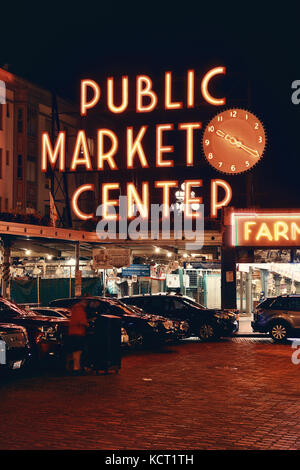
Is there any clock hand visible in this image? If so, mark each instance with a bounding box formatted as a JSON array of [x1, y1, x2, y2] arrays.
[[236, 142, 260, 158], [216, 129, 225, 138], [216, 130, 260, 158]]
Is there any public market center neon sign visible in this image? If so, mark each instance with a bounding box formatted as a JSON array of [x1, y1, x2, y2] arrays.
[[41, 67, 233, 221]]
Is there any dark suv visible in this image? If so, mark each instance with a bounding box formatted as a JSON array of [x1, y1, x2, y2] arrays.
[[252, 295, 300, 342], [120, 293, 239, 341], [0, 298, 68, 358]]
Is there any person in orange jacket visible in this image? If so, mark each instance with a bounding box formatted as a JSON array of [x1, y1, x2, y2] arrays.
[[66, 298, 89, 374]]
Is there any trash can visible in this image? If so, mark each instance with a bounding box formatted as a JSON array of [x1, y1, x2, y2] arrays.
[[86, 314, 121, 374]]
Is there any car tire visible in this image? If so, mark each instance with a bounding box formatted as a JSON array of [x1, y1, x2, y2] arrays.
[[269, 321, 290, 343], [198, 322, 217, 342]]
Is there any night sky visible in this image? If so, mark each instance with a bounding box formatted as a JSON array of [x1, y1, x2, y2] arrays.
[[1, 4, 300, 208]]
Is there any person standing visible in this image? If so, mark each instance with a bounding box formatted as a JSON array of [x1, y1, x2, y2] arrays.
[[66, 299, 89, 374]]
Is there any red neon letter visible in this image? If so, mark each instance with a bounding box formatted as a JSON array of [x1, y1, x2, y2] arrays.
[[72, 184, 94, 220], [136, 76, 158, 112], [80, 79, 101, 116], [165, 72, 183, 110], [187, 70, 195, 108], [211, 179, 232, 218], [41, 131, 65, 172], [102, 183, 120, 220], [70, 130, 92, 171], [127, 126, 149, 168], [201, 67, 226, 106], [127, 182, 149, 218], [156, 124, 174, 167], [97, 129, 118, 170], [178, 122, 202, 166], [107, 76, 129, 113]]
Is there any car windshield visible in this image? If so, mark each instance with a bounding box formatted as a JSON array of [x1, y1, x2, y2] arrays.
[[32, 309, 62, 317], [106, 301, 136, 316], [179, 297, 206, 309], [257, 298, 276, 309], [0, 299, 37, 317]]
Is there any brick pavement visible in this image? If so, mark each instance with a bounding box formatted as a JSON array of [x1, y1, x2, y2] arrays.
[[0, 337, 300, 450]]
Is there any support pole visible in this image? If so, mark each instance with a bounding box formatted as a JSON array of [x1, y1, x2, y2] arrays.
[[239, 271, 244, 314], [37, 275, 40, 305], [273, 274, 281, 296], [74, 242, 81, 296], [245, 267, 253, 315], [2, 237, 12, 299], [221, 225, 237, 310]]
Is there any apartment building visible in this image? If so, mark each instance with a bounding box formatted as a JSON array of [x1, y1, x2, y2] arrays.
[[0, 67, 81, 223]]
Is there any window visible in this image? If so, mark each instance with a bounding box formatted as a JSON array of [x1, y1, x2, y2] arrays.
[[17, 155, 23, 179], [26, 157, 36, 182], [27, 106, 37, 137], [271, 297, 289, 310], [6, 150, 9, 166], [6, 103, 9, 118], [17, 108, 23, 133], [0, 197, 2, 212], [4, 198, 8, 211], [288, 297, 300, 311], [0, 149, 2, 178]]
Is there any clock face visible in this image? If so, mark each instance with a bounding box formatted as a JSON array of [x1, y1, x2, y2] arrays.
[[202, 108, 266, 174]]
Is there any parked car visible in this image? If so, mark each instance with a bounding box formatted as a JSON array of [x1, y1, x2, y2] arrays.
[[30, 307, 70, 319], [49, 296, 175, 347], [120, 293, 239, 341], [0, 323, 31, 371], [252, 294, 300, 342], [0, 298, 68, 359], [126, 303, 189, 340]]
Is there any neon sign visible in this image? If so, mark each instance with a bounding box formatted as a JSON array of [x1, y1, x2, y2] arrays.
[[232, 212, 300, 247], [41, 67, 233, 221]]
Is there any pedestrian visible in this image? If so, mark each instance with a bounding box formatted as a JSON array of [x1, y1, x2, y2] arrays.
[[66, 299, 89, 375]]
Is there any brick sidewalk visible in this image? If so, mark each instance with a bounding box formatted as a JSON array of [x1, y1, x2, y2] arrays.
[[0, 337, 299, 450]]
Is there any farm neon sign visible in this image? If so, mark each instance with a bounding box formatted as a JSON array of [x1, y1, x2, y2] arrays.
[[232, 212, 300, 246]]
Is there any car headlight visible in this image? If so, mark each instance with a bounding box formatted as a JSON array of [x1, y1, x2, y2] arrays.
[[163, 320, 173, 330], [147, 321, 157, 328], [215, 312, 234, 320], [180, 321, 189, 331], [37, 326, 57, 340]]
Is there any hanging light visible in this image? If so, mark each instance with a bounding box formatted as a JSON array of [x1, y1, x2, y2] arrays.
[[55, 265, 64, 276], [32, 265, 41, 276]]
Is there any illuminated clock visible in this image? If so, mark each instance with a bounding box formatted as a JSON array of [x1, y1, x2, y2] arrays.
[[202, 108, 266, 174]]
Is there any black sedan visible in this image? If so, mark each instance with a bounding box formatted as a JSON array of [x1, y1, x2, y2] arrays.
[[0, 323, 31, 371], [0, 298, 68, 359], [120, 293, 239, 341]]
